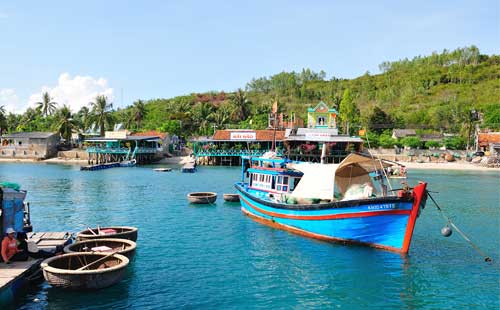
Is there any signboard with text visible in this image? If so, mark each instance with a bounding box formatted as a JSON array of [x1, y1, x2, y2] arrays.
[[230, 132, 256, 140], [305, 130, 338, 139]]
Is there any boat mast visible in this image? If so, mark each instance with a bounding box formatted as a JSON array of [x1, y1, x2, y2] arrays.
[[271, 100, 278, 151]]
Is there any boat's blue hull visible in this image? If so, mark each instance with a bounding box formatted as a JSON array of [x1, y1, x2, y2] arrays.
[[235, 182, 427, 253]]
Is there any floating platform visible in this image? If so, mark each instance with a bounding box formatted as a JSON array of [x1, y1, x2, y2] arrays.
[[0, 232, 71, 306], [153, 167, 172, 172], [27, 231, 73, 253], [80, 162, 120, 171], [0, 259, 42, 306]]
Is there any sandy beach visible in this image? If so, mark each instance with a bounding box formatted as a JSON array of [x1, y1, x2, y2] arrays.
[[399, 161, 499, 171], [1, 156, 498, 172], [0, 157, 87, 165]]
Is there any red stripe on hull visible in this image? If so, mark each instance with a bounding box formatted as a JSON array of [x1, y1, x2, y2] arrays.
[[239, 195, 411, 221], [401, 182, 427, 253], [241, 206, 404, 253]]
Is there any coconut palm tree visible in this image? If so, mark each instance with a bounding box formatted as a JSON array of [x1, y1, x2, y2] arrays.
[[89, 95, 114, 136], [55, 105, 77, 143], [0, 105, 6, 135], [210, 102, 233, 129], [192, 102, 214, 135], [230, 88, 251, 121], [76, 106, 91, 132], [36, 92, 57, 117], [132, 99, 146, 129]]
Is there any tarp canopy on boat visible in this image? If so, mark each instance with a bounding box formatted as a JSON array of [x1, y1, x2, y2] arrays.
[[287, 162, 339, 200], [288, 153, 392, 200]]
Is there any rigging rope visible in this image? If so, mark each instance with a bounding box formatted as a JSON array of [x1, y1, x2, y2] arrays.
[[427, 191, 492, 263]]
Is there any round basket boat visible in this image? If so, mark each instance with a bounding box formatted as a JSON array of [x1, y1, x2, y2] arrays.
[[41, 252, 129, 290], [76, 226, 138, 242], [223, 194, 240, 202], [64, 238, 137, 259], [187, 192, 217, 204]]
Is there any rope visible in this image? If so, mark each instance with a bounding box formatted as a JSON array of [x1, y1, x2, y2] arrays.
[[427, 191, 492, 262]]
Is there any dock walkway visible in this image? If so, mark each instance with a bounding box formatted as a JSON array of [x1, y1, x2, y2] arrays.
[[0, 231, 71, 306], [80, 162, 120, 171]]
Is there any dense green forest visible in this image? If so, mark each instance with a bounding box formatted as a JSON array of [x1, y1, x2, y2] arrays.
[[1, 46, 499, 149]]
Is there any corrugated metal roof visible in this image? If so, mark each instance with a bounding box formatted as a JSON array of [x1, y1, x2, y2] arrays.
[[478, 132, 500, 146], [212, 130, 285, 141], [1, 132, 57, 139], [85, 136, 159, 142]]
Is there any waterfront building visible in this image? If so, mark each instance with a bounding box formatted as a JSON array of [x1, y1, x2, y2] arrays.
[[284, 101, 363, 163], [193, 129, 286, 166], [0, 132, 59, 159], [477, 132, 500, 156], [84, 130, 164, 164], [193, 101, 364, 165]]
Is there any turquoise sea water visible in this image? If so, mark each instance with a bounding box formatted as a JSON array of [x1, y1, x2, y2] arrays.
[[0, 163, 499, 310]]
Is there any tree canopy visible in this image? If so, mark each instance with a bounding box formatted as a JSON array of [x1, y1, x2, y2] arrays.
[[2, 46, 499, 146]]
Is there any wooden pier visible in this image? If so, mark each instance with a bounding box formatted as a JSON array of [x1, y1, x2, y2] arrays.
[[0, 231, 71, 306], [80, 162, 120, 171]]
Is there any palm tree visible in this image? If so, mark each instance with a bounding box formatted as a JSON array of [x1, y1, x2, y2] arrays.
[[125, 108, 135, 130], [132, 100, 146, 129], [89, 95, 114, 136], [76, 106, 91, 132], [210, 102, 233, 129], [0, 105, 6, 135], [36, 92, 57, 117], [56, 105, 77, 143], [192, 102, 214, 135], [231, 88, 250, 121]]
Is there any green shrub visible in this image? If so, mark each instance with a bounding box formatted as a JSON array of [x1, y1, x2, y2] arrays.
[[443, 136, 466, 150], [378, 134, 397, 148], [424, 140, 441, 149], [401, 136, 422, 148]]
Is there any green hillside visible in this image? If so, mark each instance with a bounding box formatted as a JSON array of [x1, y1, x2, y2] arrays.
[[1, 46, 499, 148]]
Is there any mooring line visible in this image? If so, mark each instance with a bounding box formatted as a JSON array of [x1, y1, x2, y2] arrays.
[[427, 191, 492, 263]]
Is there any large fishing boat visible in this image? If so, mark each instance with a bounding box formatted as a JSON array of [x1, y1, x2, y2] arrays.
[[235, 152, 428, 254]]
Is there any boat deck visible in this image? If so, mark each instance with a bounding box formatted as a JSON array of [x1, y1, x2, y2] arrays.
[[27, 231, 72, 252]]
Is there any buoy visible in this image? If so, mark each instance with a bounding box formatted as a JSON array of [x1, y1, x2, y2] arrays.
[[441, 226, 452, 237]]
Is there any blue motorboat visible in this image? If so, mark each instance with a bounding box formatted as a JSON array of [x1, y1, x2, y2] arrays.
[[235, 152, 428, 254]]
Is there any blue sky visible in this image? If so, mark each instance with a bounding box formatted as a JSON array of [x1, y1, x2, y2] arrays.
[[0, 0, 498, 112]]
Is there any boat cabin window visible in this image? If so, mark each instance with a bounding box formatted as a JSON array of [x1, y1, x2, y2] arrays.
[[275, 175, 291, 192]]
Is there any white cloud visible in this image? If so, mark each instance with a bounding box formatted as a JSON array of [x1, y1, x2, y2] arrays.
[[0, 89, 22, 113], [28, 73, 114, 112]]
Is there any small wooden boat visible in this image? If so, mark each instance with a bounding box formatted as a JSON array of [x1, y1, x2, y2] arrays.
[[181, 162, 197, 173], [76, 226, 138, 242], [223, 194, 240, 202], [41, 252, 129, 290], [64, 238, 137, 259], [187, 192, 217, 204], [153, 167, 172, 172], [119, 159, 137, 167]]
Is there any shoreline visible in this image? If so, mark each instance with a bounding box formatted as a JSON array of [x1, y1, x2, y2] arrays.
[[399, 161, 499, 172], [0, 157, 498, 172]]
